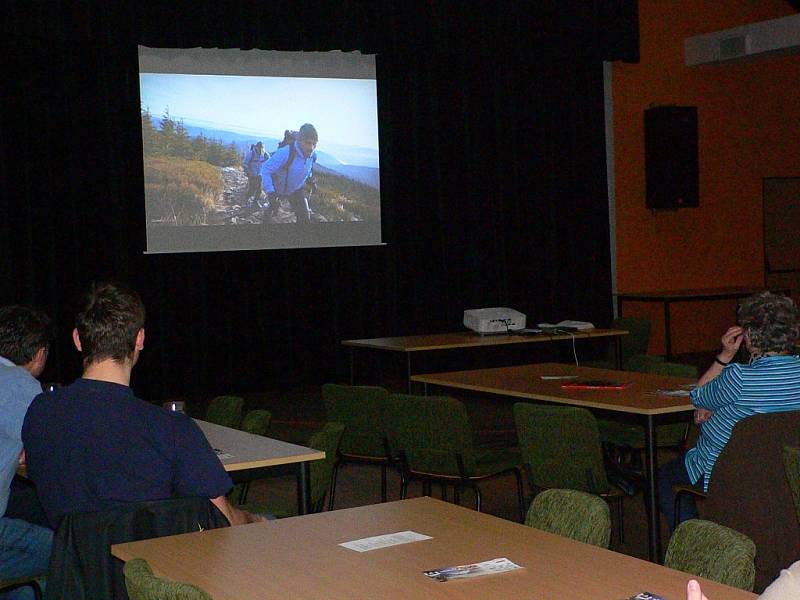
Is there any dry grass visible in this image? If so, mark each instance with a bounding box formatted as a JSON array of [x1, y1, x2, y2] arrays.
[[145, 156, 222, 225]]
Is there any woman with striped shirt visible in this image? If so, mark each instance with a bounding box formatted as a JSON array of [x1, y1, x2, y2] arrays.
[[658, 291, 800, 530]]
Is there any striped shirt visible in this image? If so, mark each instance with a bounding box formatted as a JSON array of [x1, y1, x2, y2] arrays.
[[685, 354, 800, 492]]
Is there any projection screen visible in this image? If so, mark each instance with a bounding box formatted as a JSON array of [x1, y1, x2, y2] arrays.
[[138, 46, 382, 253]]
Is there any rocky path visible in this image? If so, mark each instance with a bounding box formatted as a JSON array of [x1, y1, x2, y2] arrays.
[[207, 167, 326, 225]]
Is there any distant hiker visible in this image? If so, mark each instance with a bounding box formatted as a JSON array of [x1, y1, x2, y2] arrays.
[[243, 142, 269, 206], [261, 124, 318, 223]]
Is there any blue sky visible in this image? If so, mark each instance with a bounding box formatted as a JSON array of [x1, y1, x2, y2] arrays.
[[139, 73, 379, 150]]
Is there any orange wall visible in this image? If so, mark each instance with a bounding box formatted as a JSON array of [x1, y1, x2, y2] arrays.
[[613, 1, 800, 355]]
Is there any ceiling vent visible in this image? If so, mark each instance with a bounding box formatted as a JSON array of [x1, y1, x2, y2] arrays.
[[685, 13, 800, 65]]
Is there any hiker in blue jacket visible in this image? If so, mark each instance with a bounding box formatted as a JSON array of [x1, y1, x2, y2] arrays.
[[243, 142, 268, 206], [261, 124, 318, 223]]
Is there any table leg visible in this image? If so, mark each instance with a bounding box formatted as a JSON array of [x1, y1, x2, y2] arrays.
[[664, 301, 673, 359], [297, 461, 311, 515], [644, 415, 661, 562], [407, 354, 413, 394], [349, 348, 355, 385]]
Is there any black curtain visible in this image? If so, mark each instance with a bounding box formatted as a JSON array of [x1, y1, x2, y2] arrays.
[[0, 1, 638, 401]]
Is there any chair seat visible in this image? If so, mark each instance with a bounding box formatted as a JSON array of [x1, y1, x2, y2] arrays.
[[473, 447, 523, 477]]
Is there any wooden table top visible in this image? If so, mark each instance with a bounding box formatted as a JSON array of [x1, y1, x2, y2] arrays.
[[195, 419, 324, 472], [342, 328, 628, 352], [411, 363, 696, 415], [616, 286, 783, 301], [112, 497, 755, 600]]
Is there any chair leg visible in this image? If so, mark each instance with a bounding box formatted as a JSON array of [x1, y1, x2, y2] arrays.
[[400, 479, 409, 500], [240, 482, 251, 505], [514, 468, 525, 523], [397, 467, 406, 500], [422, 481, 432, 497], [440, 484, 448, 501], [380, 464, 387, 503], [453, 486, 460, 505], [328, 461, 340, 511], [617, 497, 625, 545], [474, 486, 482, 512]]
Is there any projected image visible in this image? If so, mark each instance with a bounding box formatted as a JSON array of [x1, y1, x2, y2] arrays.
[[139, 74, 380, 228]]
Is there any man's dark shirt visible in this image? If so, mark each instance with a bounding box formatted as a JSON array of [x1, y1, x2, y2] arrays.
[[22, 378, 232, 528]]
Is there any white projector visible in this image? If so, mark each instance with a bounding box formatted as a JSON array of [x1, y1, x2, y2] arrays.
[[463, 307, 526, 334]]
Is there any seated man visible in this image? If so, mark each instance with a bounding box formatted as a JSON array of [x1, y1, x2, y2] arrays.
[[22, 281, 261, 529], [0, 306, 53, 600], [658, 291, 800, 529]]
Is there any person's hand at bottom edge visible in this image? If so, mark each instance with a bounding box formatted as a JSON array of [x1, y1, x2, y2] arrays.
[[687, 579, 709, 600]]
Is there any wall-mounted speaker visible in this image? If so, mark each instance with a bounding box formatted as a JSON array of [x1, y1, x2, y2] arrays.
[[644, 106, 698, 209]]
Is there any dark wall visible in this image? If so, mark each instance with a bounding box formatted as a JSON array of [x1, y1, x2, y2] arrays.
[[0, 1, 637, 401]]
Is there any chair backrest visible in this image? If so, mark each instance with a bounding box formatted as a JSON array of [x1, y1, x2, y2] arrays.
[[525, 488, 611, 548], [703, 410, 800, 592], [783, 445, 800, 525], [0, 577, 42, 599], [240, 409, 272, 436], [322, 384, 389, 458], [205, 395, 244, 429], [307, 422, 346, 511], [386, 394, 475, 475], [512, 403, 609, 493], [45, 497, 229, 600], [611, 316, 651, 362], [647, 361, 698, 378], [665, 519, 756, 591], [123, 559, 213, 600]]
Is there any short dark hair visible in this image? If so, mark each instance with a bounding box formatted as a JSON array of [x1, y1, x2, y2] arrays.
[[738, 291, 799, 354], [298, 123, 318, 142], [0, 305, 52, 366], [75, 281, 145, 364]]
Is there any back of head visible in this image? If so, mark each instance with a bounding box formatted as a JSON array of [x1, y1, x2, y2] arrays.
[[75, 281, 145, 365], [0, 305, 52, 366], [738, 291, 799, 354]]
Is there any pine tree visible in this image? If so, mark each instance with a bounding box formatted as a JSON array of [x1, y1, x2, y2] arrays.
[[191, 133, 208, 161], [159, 107, 175, 156], [205, 138, 224, 166], [223, 142, 240, 167], [173, 119, 193, 159], [141, 106, 158, 156]]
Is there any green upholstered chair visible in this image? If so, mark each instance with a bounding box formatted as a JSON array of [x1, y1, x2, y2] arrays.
[[783, 445, 800, 525], [385, 394, 525, 520], [585, 316, 655, 370], [240, 409, 272, 435], [525, 488, 611, 548], [123, 558, 213, 600], [232, 409, 273, 504], [664, 519, 756, 592], [241, 422, 345, 516], [205, 395, 244, 429], [0, 577, 42, 600], [322, 384, 399, 509], [599, 360, 697, 454], [513, 403, 626, 544]]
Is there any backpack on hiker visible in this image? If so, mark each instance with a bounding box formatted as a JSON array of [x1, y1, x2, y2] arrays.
[[270, 130, 316, 195]]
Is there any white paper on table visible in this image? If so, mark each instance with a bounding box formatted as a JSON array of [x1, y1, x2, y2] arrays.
[[656, 389, 692, 396], [339, 530, 432, 552]]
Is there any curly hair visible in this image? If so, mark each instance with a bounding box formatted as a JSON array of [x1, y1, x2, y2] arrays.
[[738, 291, 799, 354]]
